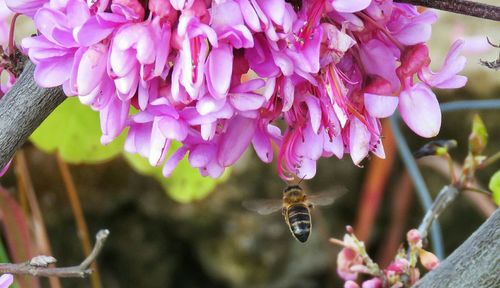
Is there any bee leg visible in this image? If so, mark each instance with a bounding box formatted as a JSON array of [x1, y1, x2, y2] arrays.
[[308, 203, 314, 209], [282, 207, 286, 216]]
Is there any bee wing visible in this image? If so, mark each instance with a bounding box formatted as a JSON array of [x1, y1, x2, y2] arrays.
[[306, 187, 347, 207], [242, 199, 283, 215]]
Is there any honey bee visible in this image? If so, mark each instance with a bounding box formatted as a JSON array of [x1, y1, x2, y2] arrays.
[[243, 184, 344, 243]]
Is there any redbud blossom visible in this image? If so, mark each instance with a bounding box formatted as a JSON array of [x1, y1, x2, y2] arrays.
[[419, 249, 440, 270], [0, 274, 13, 288], [2, 0, 467, 180]]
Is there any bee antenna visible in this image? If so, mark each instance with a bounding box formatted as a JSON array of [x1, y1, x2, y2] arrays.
[[298, 175, 307, 185]]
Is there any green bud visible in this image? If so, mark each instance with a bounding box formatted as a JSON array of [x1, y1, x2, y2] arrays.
[[414, 139, 457, 159], [469, 114, 488, 156], [489, 170, 500, 206]]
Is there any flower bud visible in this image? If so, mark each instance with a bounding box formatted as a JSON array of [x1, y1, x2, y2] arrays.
[[346, 225, 354, 234], [468, 114, 488, 156], [413, 139, 457, 159], [406, 229, 421, 245], [361, 277, 382, 288], [397, 44, 430, 80], [419, 249, 439, 270], [345, 280, 360, 288]]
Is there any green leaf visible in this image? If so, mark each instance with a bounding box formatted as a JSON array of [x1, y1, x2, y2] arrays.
[[124, 144, 229, 203], [489, 170, 500, 206], [468, 114, 488, 156], [30, 97, 125, 163]]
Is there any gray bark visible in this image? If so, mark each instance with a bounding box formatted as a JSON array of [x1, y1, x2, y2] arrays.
[[394, 0, 500, 21], [0, 60, 66, 169], [414, 209, 500, 287]]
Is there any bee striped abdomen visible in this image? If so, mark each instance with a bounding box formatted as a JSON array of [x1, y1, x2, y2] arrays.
[[286, 204, 311, 243]]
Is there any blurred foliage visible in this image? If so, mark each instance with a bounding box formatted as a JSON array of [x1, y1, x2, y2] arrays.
[[489, 171, 500, 206], [124, 150, 230, 203], [29, 97, 228, 203], [30, 97, 125, 164]]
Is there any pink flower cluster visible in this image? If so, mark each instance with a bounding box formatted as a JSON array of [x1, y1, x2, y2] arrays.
[[4, 0, 467, 179], [333, 227, 439, 288]]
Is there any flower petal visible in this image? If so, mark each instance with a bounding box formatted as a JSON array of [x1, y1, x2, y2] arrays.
[[399, 83, 441, 138], [207, 44, 233, 98], [364, 93, 399, 118], [349, 117, 370, 165], [217, 116, 256, 166]]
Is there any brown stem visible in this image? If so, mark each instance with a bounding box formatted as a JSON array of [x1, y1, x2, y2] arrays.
[[0, 230, 109, 278], [354, 119, 396, 243], [394, 0, 500, 21], [14, 151, 61, 288], [56, 154, 103, 288]]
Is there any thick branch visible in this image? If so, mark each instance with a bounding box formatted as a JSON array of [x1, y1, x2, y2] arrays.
[[0, 60, 66, 170], [0, 229, 109, 278], [394, 0, 500, 21], [414, 209, 500, 287]]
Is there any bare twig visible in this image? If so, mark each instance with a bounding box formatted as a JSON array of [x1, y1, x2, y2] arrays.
[[418, 156, 496, 218], [480, 38, 500, 70], [0, 229, 109, 278], [393, 0, 500, 21], [390, 115, 445, 258], [417, 185, 460, 240]]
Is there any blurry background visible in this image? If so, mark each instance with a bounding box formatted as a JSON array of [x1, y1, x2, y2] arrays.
[[0, 7, 499, 288]]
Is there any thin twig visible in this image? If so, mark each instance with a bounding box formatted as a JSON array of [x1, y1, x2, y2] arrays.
[[480, 38, 500, 70], [389, 115, 445, 259], [440, 99, 500, 112], [417, 185, 460, 240], [418, 156, 496, 218], [56, 153, 103, 288], [14, 151, 62, 288], [480, 151, 500, 169], [393, 0, 500, 21], [0, 229, 109, 278]]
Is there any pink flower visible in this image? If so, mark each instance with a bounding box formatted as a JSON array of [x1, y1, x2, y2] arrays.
[[337, 234, 364, 281], [344, 280, 360, 288], [14, 0, 467, 181], [0, 159, 11, 177], [361, 278, 382, 288], [419, 40, 467, 89], [0, 274, 13, 288], [5, 0, 48, 16], [419, 249, 439, 270]]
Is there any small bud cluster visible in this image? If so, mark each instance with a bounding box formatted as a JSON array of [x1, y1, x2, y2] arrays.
[[331, 227, 439, 287]]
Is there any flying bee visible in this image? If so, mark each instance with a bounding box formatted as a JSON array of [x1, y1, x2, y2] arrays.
[[243, 185, 345, 243]]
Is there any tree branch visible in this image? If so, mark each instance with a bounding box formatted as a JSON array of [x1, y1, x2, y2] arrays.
[[417, 185, 460, 241], [414, 209, 500, 287], [394, 0, 500, 21], [0, 60, 66, 170], [0, 229, 109, 278]]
